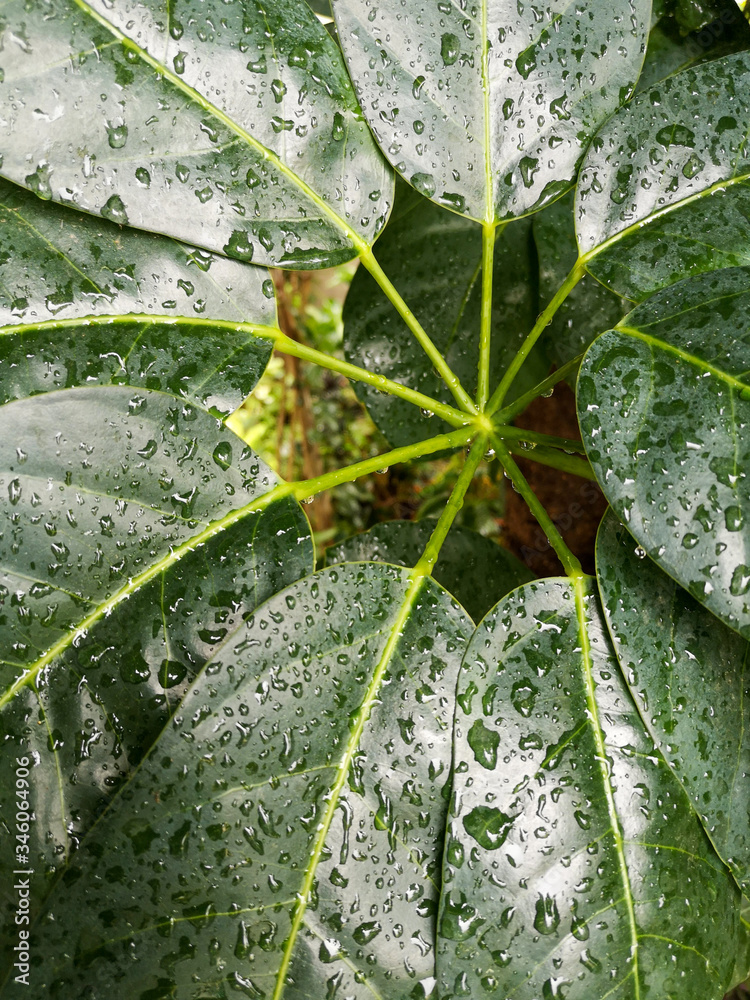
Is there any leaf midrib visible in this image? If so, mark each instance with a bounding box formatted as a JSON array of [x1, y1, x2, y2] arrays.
[[69, 0, 367, 254], [271, 571, 430, 1000], [573, 575, 640, 998], [616, 324, 750, 393], [580, 171, 750, 263], [0, 481, 292, 711]]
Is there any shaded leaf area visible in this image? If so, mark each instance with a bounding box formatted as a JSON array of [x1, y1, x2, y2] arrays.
[[596, 510, 750, 892], [673, 0, 727, 32], [0, 493, 312, 982], [327, 520, 533, 623], [636, 1, 750, 92], [343, 185, 547, 447], [15, 564, 470, 1000], [0, 0, 392, 267], [578, 267, 750, 638], [577, 53, 750, 300], [333, 0, 649, 222], [0, 182, 274, 415], [533, 192, 625, 374], [437, 578, 741, 1000]]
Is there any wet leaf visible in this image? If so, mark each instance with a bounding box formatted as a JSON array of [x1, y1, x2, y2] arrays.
[[333, 0, 649, 221], [438, 577, 742, 999], [327, 519, 533, 623], [0, 0, 392, 267], [343, 182, 547, 446], [577, 266, 750, 638], [0, 180, 274, 416], [534, 192, 625, 374], [0, 189, 315, 981], [577, 53, 750, 300], [11, 564, 469, 997], [596, 509, 750, 892]]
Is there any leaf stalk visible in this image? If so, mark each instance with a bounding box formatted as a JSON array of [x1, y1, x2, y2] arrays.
[[359, 248, 478, 415], [487, 261, 585, 414], [492, 437, 582, 578]]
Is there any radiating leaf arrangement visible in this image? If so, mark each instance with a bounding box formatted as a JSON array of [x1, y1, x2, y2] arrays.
[[1, 0, 750, 998]]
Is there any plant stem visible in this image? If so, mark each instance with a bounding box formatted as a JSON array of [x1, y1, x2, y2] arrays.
[[503, 443, 596, 480], [290, 425, 475, 501], [477, 222, 495, 409], [492, 425, 586, 455], [492, 437, 582, 578], [493, 354, 583, 424], [359, 248, 478, 415], [413, 436, 487, 577], [487, 261, 585, 415], [265, 328, 471, 428]]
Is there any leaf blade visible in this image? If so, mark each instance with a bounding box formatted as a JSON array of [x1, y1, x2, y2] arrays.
[[577, 53, 750, 299], [333, 0, 650, 222], [0, 0, 393, 266], [596, 508, 750, 892], [7, 565, 469, 997], [577, 266, 750, 637], [437, 577, 742, 999]]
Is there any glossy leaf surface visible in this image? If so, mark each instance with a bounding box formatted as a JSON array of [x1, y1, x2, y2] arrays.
[[14, 565, 469, 998], [578, 267, 750, 638], [596, 509, 750, 892], [577, 53, 750, 299], [437, 577, 741, 999], [0, 485, 312, 984], [0, 181, 275, 415], [333, 0, 649, 222], [0, 186, 315, 983], [344, 185, 546, 446], [534, 192, 625, 373], [0, 0, 392, 267], [327, 519, 533, 623]]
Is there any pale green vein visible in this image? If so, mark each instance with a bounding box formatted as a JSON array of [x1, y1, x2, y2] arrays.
[[271, 439, 481, 1000], [580, 171, 750, 262], [616, 325, 750, 394], [271, 571, 430, 1000], [0, 426, 473, 712], [0, 314, 470, 427], [573, 575, 640, 998], [69, 0, 365, 252], [638, 934, 719, 980]]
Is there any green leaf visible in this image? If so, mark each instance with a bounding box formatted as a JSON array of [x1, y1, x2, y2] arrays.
[[577, 266, 750, 637], [10, 564, 469, 997], [0, 181, 274, 416], [327, 519, 533, 622], [0, 186, 316, 978], [673, 0, 726, 33], [0, 0, 392, 267], [343, 183, 547, 447], [635, 6, 750, 92], [534, 192, 625, 374], [437, 577, 742, 1000], [577, 53, 750, 300], [332, 0, 650, 222], [596, 509, 750, 892]]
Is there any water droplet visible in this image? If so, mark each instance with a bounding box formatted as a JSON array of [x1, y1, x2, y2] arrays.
[[440, 33, 460, 66], [533, 894, 560, 936], [106, 121, 128, 148], [420, 407, 434, 418], [462, 806, 515, 850]]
